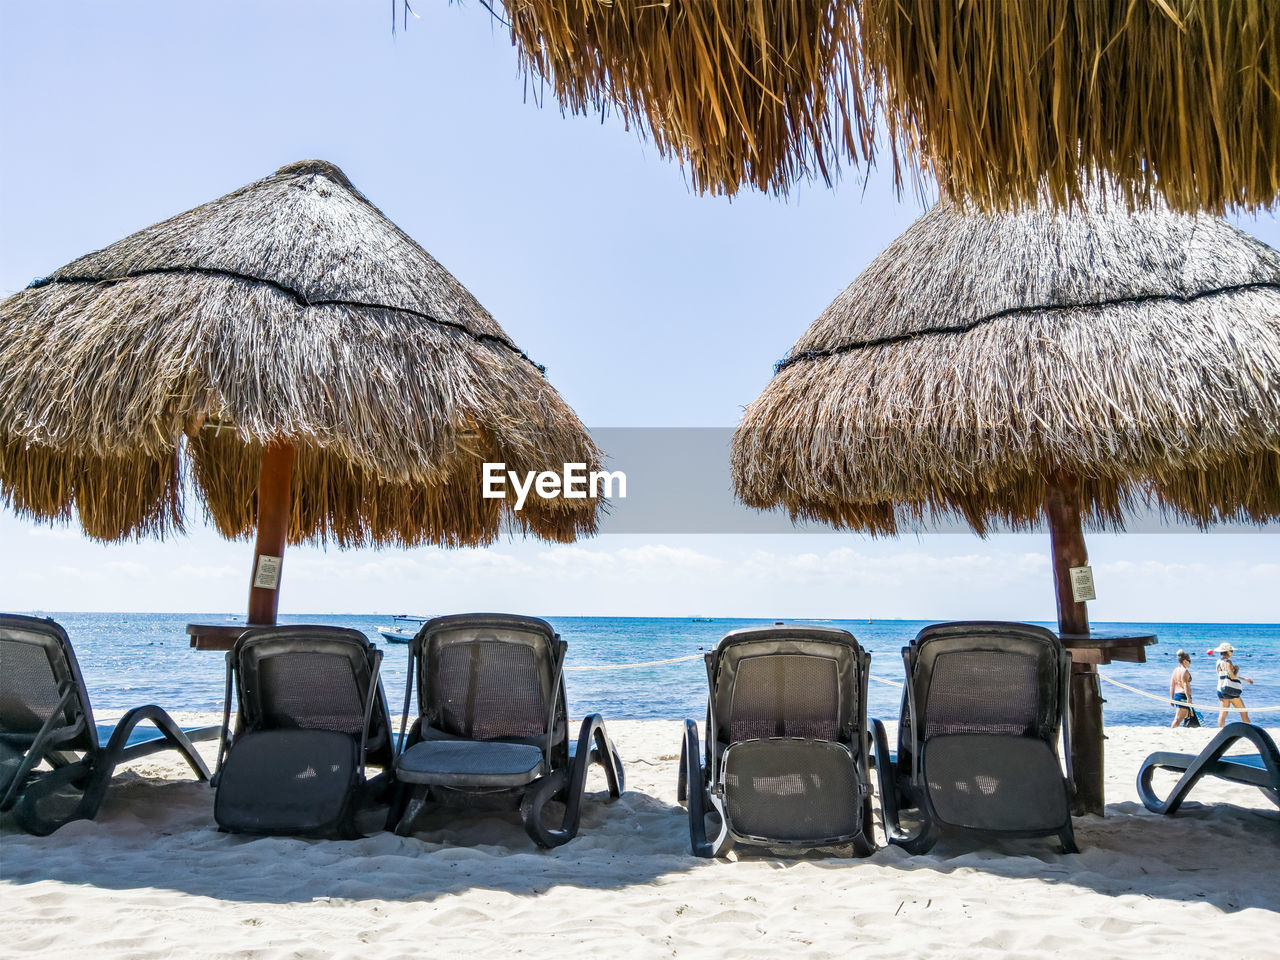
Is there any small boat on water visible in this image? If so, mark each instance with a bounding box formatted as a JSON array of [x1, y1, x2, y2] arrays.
[[377, 614, 428, 644]]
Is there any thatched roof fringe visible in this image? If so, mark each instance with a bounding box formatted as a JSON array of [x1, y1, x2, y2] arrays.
[[860, 0, 1280, 214], [500, 0, 1280, 213], [29, 268, 546, 373], [504, 0, 872, 197], [775, 280, 1280, 373]]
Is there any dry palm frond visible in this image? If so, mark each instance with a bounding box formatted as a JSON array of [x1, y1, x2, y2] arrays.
[[732, 191, 1280, 534], [861, 0, 1280, 214], [0, 160, 601, 546], [504, 0, 871, 196], [500, 0, 1280, 213]]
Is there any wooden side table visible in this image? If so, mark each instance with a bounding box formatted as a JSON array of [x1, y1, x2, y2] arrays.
[[187, 623, 251, 651]]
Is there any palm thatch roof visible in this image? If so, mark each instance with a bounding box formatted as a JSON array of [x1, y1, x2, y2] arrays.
[[0, 160, 600, 546], [501, 0, 1280, 213], [732, 192, 1280, 535], [505, 0, 870, 198]]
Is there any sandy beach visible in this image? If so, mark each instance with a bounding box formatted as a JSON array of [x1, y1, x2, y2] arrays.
[[2, 718, 1277, 959]]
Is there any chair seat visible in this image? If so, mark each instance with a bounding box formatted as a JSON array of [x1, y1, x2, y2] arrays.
[[923, 733, 1069, 832], [215, 729, 358, 835], [396, 740, 545, 788], [722, 737, 863, 846]]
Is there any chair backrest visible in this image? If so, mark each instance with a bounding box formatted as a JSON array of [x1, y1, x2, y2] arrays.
[[412, 614, 565, 743], [233, 625, 392, 768], [0, 614, 96, 752], [906, 621, 1066, 746], [707, 625, 868, 749]]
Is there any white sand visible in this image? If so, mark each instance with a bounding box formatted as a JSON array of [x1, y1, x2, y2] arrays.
[[2, 719, 1278, 959]]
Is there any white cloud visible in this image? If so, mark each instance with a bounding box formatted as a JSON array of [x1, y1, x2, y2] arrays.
[[739, 547, 1048, 589], [614, 545, 724, 571], [543, 546, 617, 569]]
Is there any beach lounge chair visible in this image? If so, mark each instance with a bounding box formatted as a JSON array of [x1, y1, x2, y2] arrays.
[[678, 625, 876, 857], [0, 613, 218, 836], [388, 613, 624, 848], [1137, 722, 1279, 814], [871, 621, 1077, 854], [213, 624, 393, 837]]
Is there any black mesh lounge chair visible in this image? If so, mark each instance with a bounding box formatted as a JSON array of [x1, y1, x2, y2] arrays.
[[677, 625, 876, 858], [388, 614, 624, 848], [213, 624, 393, 838], [1138, 722, 1279, 814], [0, 613, 218, 836], [871, 621, 1077, 854]]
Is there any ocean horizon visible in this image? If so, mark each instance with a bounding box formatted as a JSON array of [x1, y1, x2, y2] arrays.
[[11, 611, 1278, 728]]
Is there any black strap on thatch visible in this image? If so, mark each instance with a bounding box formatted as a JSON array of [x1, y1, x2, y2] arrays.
[[25, 268, 547, 375], [773, 280, 1280, 374]]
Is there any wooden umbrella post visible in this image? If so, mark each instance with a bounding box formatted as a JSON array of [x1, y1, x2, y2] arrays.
[[1044, 471, 1090, 636], [1043, 470, 1106, 817], [247, 440, 296, 626]]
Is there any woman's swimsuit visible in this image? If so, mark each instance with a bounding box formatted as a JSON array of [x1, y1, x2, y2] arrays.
[[1217, 659, 1243, 700], [1171, 666, 1191, 708]]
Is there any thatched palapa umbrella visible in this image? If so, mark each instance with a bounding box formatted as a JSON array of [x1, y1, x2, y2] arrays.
[[732, 192, 1280, 811], [0, 160, 600, 627], [499, 0, 1279, 213]]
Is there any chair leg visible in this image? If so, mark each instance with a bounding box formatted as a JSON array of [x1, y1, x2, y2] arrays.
[[383, 780, 410, 832], [15, 708, 203, 836], [677, 731, 689, 804], [107, 706, 213, 781], [850, 794, 877, 858], [392, 785, 430, 836], [871, 717, 939, 854], [682, 721, 707, 855], [582, 716, 624, 799], [521, 714, 624, 848], [894, 816, 940, 855], [682, 719, 729, 857], [850, 832, 876, 858], [520, 769, 572, 847], [871, 719, 909, 846], [0, 687, 79, 813], [1137, 722, 1280, 816], [12, 757, 102, 836], [25, 705, 218, 835], [1059, 819, 1079, 855]]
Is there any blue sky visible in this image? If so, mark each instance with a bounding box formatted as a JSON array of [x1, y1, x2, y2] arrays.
[[1, 1, 1276, 621]]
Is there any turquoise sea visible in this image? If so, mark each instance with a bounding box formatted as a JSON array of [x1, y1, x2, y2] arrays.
[[13, 613, 1279, 727]]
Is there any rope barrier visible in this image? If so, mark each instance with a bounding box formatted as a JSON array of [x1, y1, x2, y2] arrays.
[[870, 674, 905, 689], [564, 654, 704, 671], [565, 653, 910, 688], [1097, 673, 1280, 712], [561, 654, 1280, 714]]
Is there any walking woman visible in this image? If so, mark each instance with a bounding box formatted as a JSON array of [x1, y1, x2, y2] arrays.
[[1216, 642, 1254, 727], [1169, 650, 1196, 728]]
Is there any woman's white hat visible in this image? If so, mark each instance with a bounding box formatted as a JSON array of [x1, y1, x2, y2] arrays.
[[1218, 642, 1235, 654]]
